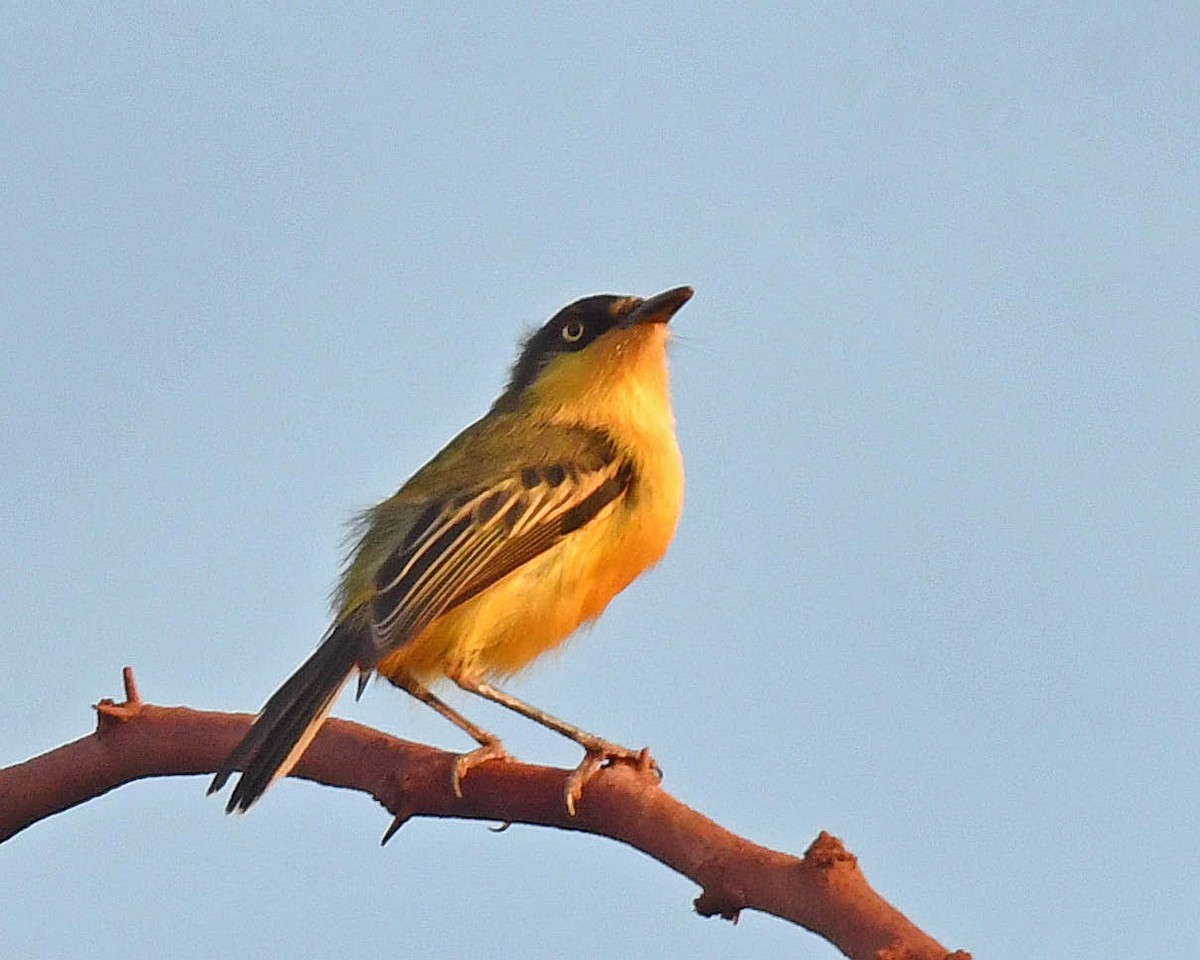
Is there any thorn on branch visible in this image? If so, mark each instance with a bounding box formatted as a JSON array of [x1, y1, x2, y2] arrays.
[[381, 797, 417, 846], [94, 666, 144, 728]]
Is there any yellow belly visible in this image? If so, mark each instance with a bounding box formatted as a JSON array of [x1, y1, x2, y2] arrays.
[[377, 437, 683, 685]]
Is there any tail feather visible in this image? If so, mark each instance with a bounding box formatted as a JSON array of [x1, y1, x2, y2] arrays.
[[209, 620, 362, 813]]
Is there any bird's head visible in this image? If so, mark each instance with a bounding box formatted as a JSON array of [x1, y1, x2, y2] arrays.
[[500, 286, 693, 413]]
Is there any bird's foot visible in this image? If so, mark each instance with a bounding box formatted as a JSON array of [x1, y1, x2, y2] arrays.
[[564, 738, 661, 816], [451, 736, 511, 798]]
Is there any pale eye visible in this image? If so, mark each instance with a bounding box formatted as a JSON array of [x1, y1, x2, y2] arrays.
[[561, 320, 585, 343]]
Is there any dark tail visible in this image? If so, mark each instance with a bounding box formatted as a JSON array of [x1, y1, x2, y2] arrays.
[[208, 620, 363, 813]]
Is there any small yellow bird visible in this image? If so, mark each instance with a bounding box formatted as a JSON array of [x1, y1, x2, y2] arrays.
[[209, 285, 692, 814]]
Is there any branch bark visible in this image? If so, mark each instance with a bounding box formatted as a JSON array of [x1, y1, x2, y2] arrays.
[[0, 668, 968, 960]]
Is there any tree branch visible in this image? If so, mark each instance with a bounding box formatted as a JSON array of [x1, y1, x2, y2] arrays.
[[0, 668, 968, 960]]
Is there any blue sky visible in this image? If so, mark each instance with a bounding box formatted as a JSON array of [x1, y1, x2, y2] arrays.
[[3, 4, 1197, 957]]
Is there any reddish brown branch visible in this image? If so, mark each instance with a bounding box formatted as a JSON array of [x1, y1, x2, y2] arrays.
[[0, 669, 968, 960]]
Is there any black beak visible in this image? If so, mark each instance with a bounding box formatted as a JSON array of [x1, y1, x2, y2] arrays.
[[622, 285, 694, 327]]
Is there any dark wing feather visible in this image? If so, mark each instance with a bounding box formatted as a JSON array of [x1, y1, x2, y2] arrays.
[[367, 453, 631, 656]]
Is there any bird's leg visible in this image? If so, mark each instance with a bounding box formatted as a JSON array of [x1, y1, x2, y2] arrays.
[[394, 674, 510, 797], [450, 675, 659, 814]]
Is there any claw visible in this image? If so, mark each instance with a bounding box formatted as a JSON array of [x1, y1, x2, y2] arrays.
[[564, 751, 607, 815], [451, 737, 510, 798], [564, 740, 660, 815]]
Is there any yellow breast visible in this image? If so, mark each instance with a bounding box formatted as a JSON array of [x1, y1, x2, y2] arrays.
[[378, 322, 682, 684]]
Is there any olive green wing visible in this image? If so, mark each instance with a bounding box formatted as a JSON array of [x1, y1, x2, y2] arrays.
[[356, 422, 631, 660]]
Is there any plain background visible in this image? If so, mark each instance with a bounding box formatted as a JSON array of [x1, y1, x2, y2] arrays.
[[3, 5, 1197, 958]]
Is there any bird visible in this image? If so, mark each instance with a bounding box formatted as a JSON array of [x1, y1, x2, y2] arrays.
[[208, 285, 692, 816]]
